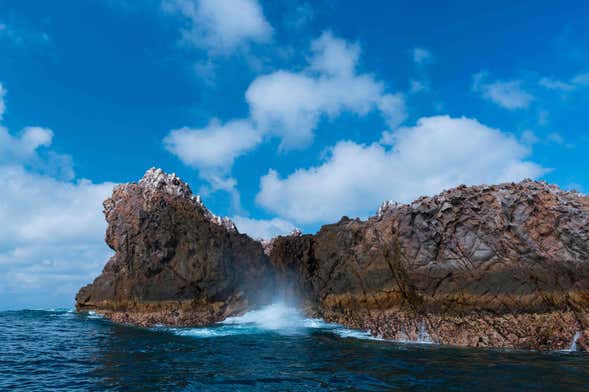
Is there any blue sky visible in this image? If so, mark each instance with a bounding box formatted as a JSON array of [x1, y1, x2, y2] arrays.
[[1, 0, 588, 309]]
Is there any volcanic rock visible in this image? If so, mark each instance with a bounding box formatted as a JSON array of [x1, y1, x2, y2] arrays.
[[269, 180, 589, 350], [75, 168, 274, 326], [77, 169, 589, 351]]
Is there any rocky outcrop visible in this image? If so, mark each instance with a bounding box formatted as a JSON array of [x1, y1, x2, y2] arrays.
[[77, 169, 589, 351], [75, 168, 274, 326], [269, 180, 589, 351]]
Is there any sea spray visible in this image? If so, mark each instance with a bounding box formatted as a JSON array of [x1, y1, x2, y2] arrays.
[[222, 302, 305, 331], [417, 321, 433, 343], [395, 320, 434, 344], [164, 302, 382, 340], [569, 331, 582, 352]]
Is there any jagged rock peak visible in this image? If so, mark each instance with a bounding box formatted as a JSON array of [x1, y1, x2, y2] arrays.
[[375, 179, 586, 219], [376, 200, 400, 218], [138, 167, 193, 198], [289, 228, 303, 237], [258, 228, 303, 256], [127, 167, 237, 232]]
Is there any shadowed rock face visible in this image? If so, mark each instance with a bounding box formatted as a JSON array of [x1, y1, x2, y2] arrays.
[[77, 169, 589, 351], [75, 168, 274, 326]]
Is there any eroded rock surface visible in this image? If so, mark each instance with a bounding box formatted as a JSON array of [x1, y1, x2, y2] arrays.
[[75, 168, 273, 326], [269, 180, 589, 351], [77, 169, 589, 351]]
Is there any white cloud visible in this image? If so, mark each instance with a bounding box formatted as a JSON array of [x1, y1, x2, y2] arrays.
[[246, 31, 406, 149], [232, 215, 296, 240], [164, 119, 261, 171], [0, 126, 53, 162], [0, 89, 115, 309], [472, 72, 534, 110], [539, 77, 575, 92], [163, 118, 262, 210], [308, 32, 360, 77], [0, 165, 114, 309], [0, 124, 75, 180], [409, 48, 433, 96], [412, 47, 432, 65], [539, 72, 589, 92], [0, 165, 114, 246], [377, 93, 407, 130], [257, 115, 546, 224], [163, 0, 272, 53], [165, 31, 407, 201]]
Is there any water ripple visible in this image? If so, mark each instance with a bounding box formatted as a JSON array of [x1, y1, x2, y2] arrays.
[[1, 307, 588, 391]]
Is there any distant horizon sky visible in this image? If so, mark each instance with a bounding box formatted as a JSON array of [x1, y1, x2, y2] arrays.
[[1, 0, 588, 309]]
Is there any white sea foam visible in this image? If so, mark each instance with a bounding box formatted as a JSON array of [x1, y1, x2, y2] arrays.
[[85, 310, 104, 320], [222, 302, 304, 331], [164, 302, 384, 341]]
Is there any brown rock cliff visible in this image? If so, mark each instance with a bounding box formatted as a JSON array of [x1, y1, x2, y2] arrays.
[[269, 180, 589, 350], [77, 169, 589, 351], [76, 168, 274, 326]]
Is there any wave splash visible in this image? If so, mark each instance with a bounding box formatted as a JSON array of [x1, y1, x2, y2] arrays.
[[163, 302, 380, 341]]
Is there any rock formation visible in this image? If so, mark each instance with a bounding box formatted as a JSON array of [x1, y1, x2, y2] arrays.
[[75, 168, 274, 326], [77, 169, 589, 351], [269, 180, 589, 351]]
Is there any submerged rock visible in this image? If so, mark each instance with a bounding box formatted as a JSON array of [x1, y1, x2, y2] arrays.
[[77, 169, 589, 351]]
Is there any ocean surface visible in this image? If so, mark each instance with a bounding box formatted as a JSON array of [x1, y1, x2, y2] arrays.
[[1, 303, 588, 391]]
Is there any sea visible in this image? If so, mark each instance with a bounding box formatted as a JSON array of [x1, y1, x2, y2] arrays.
[[1, 303, 588, 391]]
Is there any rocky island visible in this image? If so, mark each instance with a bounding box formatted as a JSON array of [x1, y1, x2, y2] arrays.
[[76, 168, 589, 351]]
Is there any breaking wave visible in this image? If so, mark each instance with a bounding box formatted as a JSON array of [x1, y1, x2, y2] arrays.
[[160, 302, 382, 341]]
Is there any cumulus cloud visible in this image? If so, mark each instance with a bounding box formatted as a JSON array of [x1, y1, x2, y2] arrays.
[[0, 126, 53, 162], [165, 32, 406, 200], [232, 215, 296, 240], [256, 115, 546, 224], [163, 0, 272, 53], [377, 93, 407, 130], [164, 119, 261, 171], [246, 31, 406, 149], [163, 118, 261, 210], [472, 72, 534, 110], [0, 166, 114, 246], [0, 87, 115, 309], [0, 125, 75, 180], [0, 165, 114, 309]]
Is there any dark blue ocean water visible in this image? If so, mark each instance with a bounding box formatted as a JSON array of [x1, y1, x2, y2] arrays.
[[1, 304, 588, 392]]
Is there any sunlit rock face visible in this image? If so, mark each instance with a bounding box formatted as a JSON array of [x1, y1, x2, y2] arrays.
[[268, 180, 589, 351], [77, 169, 589, 351], [75, 168, 273, 326]]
